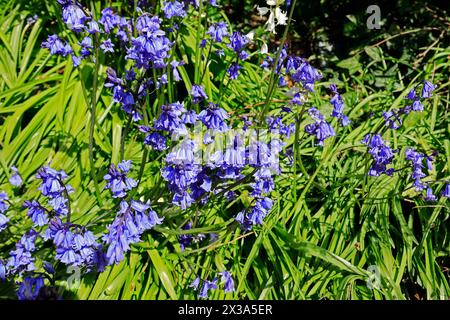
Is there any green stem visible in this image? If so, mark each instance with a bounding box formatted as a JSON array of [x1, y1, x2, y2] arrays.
[[120, 114, 133, 161], [89, 35, 103, 206], [194, 0, 204, 84], [259, 0, 297, 123]]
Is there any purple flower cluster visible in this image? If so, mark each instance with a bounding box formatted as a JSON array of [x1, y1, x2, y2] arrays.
[[362, 134, 395, 176], [103, 200, 163, 265], [44, 218, 104, 269], [383, 81, 436, 130], [103, 160, 137, 198], [17, 275, 45, 300], [36, 166, 73, 216], [190, 270, 235, 298], [305, 107, 336, 146], [330, 84, 350, 127], [5, 230, 39, 276], [0, 191, 9, 232]]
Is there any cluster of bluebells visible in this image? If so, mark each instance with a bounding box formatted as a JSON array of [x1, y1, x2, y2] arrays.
[[190, 270, 235, 298], [404, 148, 441, 202], [383, 81, 436, 130], [330, 84, 350, 127], [0, 158, 165, 299], [103, 160, 163, 265], [305, 108, 336, 146], [364, 79, 449, 202], [0, 191, 9, 232], [362, 134, 396, 177], [36, 166, 73, 217], [9, 0, 447, 302]]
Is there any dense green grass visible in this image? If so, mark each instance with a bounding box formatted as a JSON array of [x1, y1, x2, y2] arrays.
[[0, 1, 449, 300]]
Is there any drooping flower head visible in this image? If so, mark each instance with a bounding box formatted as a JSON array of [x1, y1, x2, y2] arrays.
[[304, 108, 335, 146], [190, 84, 208, 104], [103, 160, 137, 198], [362, 134, 396, 177], [9, 166, 23, 187]]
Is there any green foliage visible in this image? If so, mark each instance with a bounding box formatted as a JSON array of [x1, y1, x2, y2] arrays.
[[1, 1, 450, 300]]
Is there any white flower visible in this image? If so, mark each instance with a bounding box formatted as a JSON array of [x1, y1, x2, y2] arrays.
[[261, 43, 268, 54], [275, 7, 288, 25], [256, 0, 288, 34], [246, 30, 255, 41], [257, 6, 269, 16]]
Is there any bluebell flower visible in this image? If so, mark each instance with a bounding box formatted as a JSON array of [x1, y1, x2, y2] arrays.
[[199, 278, 217, 299], [341, 115, 351, 127], [87, 20, 100, 34], [126, 18, 172, 69], [99, 8, 120, 33], [442, 183, 450, 198], [247, 141, 272, 168], [0, 192, 9, 229], [0, 260, 6, 280], [43, 261, 55, 274], [172, 191, 195, 210], [239, 50, 249, 60], [80, 36, 93, 57], [17, 276, 45, 300], [100, 39, 115, 53], [250, 168, 275, 196], [104, 160, 137, 198], [219, 271, 235, 293], [103, 200, 163, 265], [304, 108, 336, 146], [228, 31, 248, 53], [60, 2, 87, 32], [36, 166, 72, 216], [0, 213, 8, 232], [236, 197, 273, 230], [23, 200, 48, 227], [223, 135, 246, 169], [181, 110, 198, 125], [330, 84, 344, 117], [228, 63, 241, 80], [405, 148, 428, 191], [170, 60, 183, 82], [162, 0, 186, 19], [424, 186, 437, 202], [207, 22, 229, 43], [362, 134, 395, 177], [6, 229, 39, 275], [178, 222, 193, 251], [291, 61, 322, 91], [41, 35, 72, 57], [191, 84, 208, 104], [422, 81, 435, 98], [9, 166, 23, 187], [198, 103, 228, 132], [36, 166, 70, 197], [292, 92, 302, 105], [71, 54, 82, 67], [247, 197, 273, 226], [143, 130, 168, 151], [155, 102, 187, 134], [190, 276, 200, 290], [382, 110, 402, 130]]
